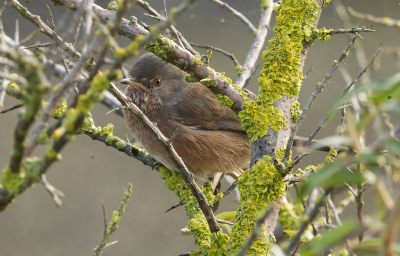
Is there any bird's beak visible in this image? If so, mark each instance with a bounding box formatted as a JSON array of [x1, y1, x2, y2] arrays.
[[119, 78, 144, 88]]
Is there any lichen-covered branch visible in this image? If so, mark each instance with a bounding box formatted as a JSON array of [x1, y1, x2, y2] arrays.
[[93, 183, 132, 256]]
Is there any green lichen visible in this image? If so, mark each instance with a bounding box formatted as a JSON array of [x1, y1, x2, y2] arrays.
[[52, 127, 65, 142], [62, 108, 82, 133], [77, 72, 110, 112], [148, 36, 176, 60], [239, 99, 286, 143], [291, 101, 302, 125], [106, 183, 132, 233], [323, 0, 331, 7], [232, 84, 250, 99], [36, 130, 49, 144], [159, 167, 228, 256], [53, 100, 67, 119], [261, 0, 270, 10], [278, 199, 313, 241], [302, 25, 332, 43], [45, 147, 62, 161], [238, 0, 318, 143], [235, 65, 243, 76], [100, 123, 114, 136], [129, 16, 138, 25], [114, 35, 142, 60], [216, 72, 232, 85], [184, 74, 198, 83], [1, 165, 24, 196], [216, 94, 233, 108], [229, 155, 285, 255], [6, 79, 25, 106], [200, 75, 217, 87], [23, 157, 42, 184], [107, 0, 118, 12]]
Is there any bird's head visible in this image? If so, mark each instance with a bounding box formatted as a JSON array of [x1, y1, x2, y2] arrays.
[[120, 53, 188, 113]]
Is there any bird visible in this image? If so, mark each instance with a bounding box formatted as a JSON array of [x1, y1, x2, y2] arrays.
[[121, 53, 250, 179], [120, 53, 342, 179]]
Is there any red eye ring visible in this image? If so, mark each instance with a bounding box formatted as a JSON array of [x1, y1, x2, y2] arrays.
[[152, 77, 163, 87]]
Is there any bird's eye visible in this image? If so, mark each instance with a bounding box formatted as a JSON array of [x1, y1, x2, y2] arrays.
[[152, 77, 163, 87]]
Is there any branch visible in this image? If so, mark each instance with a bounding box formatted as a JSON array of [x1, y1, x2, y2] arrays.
[[80, 129, 155, 168], [235, 0, 275, 88], [328, 27, 375, 35], [93, 184, 133, 256], [51, 0, 148, 38]]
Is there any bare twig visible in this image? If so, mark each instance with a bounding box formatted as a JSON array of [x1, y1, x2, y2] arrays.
[[305, 47, 381, 146], [208, 0, 256, 34], [165, 199, 185, 213], [0, 103, 23, 114], [190, 43, 241, 69], [22, 42, 53, 49], [40, 174, 65, 208], [136, 0, 198, 55], [236, 0, 275, 88], [80, 128, 156, 168], [283, 33, 360, 161], [18, 28, 40, 46], [51, 0, 148, 39]]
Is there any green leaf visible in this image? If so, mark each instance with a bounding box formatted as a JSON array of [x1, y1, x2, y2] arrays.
[[301, 220, 358, 255]]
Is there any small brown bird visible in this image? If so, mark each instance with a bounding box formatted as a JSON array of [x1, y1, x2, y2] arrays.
[[121, 53, 341, 179], [121, 53, 250, 178]]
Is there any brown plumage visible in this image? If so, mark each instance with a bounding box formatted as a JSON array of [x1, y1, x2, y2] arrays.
[[122, 53, 250, 178]]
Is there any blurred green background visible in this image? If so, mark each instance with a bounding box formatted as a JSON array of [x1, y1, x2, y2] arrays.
[[0, 0, 399, 255]]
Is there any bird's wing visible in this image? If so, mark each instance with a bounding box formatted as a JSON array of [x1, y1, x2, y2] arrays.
[[165, 82, 244, 132]]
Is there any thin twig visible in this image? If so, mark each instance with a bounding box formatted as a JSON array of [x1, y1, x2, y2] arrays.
[[283, 33, 360, 161], [165, 199, 185, 213], [328, 27, 375, 35], [190, 43, 241, 69], [0, 103, 23, 114], [40, 174, 65, 208], [305, 47, 381, 147], [18, 28, 39, 46], [22, 42, 53, 49], [136, 0, 198, 55]]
